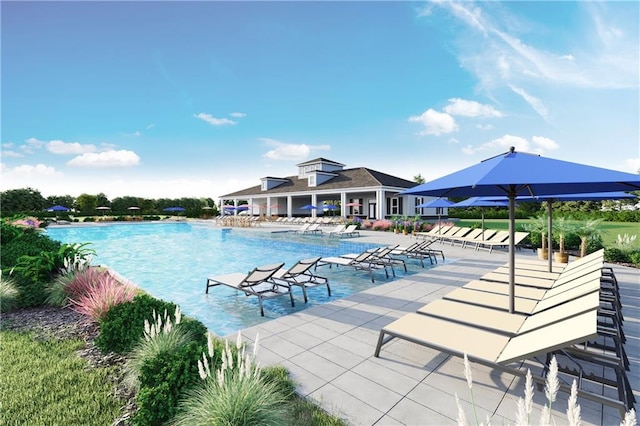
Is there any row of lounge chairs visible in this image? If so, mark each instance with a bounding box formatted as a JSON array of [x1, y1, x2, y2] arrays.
[[205, 258, 331, 316], [415, 225, 529, 253], [374, 249, 634, 416], [205, 241, 449, 315], [293, 223, 360, 237], [271, 216, 345, 225]]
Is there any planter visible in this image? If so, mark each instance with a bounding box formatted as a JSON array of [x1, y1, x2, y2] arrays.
[[537, 248, 548, 260], [402, 230, 408, 236], [554, 251, 569, 263]]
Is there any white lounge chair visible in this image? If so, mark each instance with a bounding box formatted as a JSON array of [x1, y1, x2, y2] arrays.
[[205, 263, 293, 316], [316, 250, 389, 282], [272, 257, 330, 303]]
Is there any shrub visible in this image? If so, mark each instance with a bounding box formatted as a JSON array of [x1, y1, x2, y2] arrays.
[[371, 220, 392, 231], [133, 340, 208, 426], [95, 294, 177, 353], [45, 271, 76, 307], [0, 274, 20, 312], [68, 272, 136, 322]]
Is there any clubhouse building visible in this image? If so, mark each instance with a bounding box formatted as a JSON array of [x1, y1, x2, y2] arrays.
[[219, 158, 445, 220]]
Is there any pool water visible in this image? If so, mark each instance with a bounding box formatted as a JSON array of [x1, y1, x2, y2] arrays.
[[46, 222, 426, 336]]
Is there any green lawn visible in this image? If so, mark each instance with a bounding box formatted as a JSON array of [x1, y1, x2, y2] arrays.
[[454, 219, 639, 248]]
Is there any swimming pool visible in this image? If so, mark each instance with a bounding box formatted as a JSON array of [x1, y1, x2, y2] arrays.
[[46, 222, 426, 336]]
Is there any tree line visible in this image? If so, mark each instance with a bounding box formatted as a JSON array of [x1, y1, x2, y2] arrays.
[[1, 187, 218, 216]]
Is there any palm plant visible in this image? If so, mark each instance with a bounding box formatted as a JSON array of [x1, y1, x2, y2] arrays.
[[573, 219, 603, 258], [552, 217, 575, 261], [524, 214, 548, 258]]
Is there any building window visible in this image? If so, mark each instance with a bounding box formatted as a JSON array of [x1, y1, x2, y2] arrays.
[[415, 197, 424, 215], [261, 181, 267, 191], [308, 175, 316, 187], [390, 197, 402, 215]]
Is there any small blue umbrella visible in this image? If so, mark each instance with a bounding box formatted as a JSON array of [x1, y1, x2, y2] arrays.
[[323, 204, 338, 210], [163, 207, 186, 212], [403, 147, 640, 313], [416, 198, 455, 234], [300, 204, 317, 210], [46, 205, 70, 212]]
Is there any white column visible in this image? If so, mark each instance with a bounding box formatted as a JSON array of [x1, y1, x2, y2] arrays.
[[287, 195, 292, 217], [377, 190, 384, 219], [311, 193, 318, 218], [340, 192, 347, 219]]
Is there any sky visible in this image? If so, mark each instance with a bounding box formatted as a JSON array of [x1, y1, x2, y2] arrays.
[[2, 1, 639, 201]]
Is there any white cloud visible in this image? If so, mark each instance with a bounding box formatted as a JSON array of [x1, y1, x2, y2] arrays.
[[25, 137, 45, 148], [2, 163, 62, 177], [476, 123, 494, 130], [431, 1, 639, 90], [463, 134, 530, 155], [509, 85, 549, 120], [260, 138, 330, 161], [2, 150, 23, 158], [67, 150, 140, 167], [194, 113, 236, 126], [448, 138, 460, 144], [229, 112, 246, 118], [623, 157, 640, 174], [531, 135, 559, 151], [444, 98, 503, 118], [2, 142, 14, 148], [47, 140, 97, 155], [146, 123, 155, 129], [408, 109, 458, 136]]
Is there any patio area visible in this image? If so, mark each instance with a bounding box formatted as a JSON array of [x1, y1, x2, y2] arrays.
[[237, 230, 639, 425]]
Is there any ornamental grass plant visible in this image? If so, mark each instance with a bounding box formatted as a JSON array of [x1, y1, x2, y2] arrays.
[[0, 273, 20, 312], [68, 270, 136, 321], [172, 332, 290, 426]]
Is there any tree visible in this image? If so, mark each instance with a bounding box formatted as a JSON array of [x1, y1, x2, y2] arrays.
[[75, 194, 97, 212], [96, 193, 110, 207], [413, 174, 426, 184], [574, 219, 603, 257], [0, 187, 46, 212], [46, 195, 75, 209]]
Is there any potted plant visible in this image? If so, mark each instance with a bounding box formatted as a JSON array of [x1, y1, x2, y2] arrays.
[[552, 216, 573, 263], [574, 218, 603, 258], [524, 214, 548, 260]]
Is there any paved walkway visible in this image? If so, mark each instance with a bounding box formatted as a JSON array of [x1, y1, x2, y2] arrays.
[[236, 229, 639, 425]]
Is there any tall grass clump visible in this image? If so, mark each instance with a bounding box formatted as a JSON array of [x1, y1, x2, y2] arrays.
[[172, 332, 290, 426], [125, 307, 190, 390], [0, 273, 20, 312], [68, 269, 136, 321], [455, 354, 637, 426]]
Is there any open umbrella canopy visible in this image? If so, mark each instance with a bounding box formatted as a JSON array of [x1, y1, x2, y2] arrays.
[[46, 205, 71, 212], [451, 197, 509, 208], [323, 204, 339, 210], [127, 206, 140, 210], [416, 198, 455, 209], [163, 207, 186, 212], [96, 206, 111, 210], [300, 204, 318, 210], [344, 202, 362, 207], [403, 147, 640, 314]]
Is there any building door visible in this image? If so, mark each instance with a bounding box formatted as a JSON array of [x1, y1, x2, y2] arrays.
[[368, 203, 376, 219]]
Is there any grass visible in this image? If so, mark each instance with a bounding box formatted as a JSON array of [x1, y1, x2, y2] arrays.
[[0, 330, 121, 425], [0, 329, 346, 425], [455, 219, 640, 248]]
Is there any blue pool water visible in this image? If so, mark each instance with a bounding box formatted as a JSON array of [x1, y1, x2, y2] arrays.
[[46, 222, 426, 336]]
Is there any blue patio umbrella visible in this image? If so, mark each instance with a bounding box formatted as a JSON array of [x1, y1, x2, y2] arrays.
[[322, 204, 338, 210], [300, 204, 317, 210], [452, 197, 510, 241], [416, 198, 455, 234], [163, 206, 186, 212], [46, 205, 71, 212], [402, 147, 640, 313]]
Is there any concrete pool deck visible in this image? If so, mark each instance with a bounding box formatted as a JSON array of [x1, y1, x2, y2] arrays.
[[236, 228, 639, 425]]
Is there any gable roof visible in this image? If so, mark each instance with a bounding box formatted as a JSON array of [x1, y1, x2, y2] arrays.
[[221, 167, 416, 198]]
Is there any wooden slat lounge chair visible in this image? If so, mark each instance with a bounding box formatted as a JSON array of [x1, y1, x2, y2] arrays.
[[414, 225, 453, 241], [440, 227, 472, 244], [205, 263, 293, 316], [326, 224, 346, 236], [449, 228, 484, 247], [272, 257, 330, 303], [474, 231, 530, 253]]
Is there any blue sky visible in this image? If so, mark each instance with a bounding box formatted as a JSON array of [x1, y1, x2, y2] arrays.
[[2, 1, 638, 200]]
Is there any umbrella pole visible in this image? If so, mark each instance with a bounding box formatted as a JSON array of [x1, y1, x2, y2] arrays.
[[547, 202, 553, 272], [508, 192, 516, 314]]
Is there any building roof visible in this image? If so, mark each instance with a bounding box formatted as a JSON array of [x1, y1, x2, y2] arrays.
[[296, 157, 345, 167], [221, 167, 417, 198]]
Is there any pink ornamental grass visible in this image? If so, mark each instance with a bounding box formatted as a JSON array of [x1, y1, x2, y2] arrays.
[[69, 272, 136, 322], [64, 267, 107, 300]]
